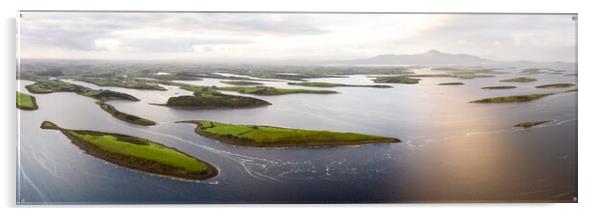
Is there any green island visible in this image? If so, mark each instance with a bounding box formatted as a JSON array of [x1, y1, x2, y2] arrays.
[[97, 102, 156, 126], [40, 121, 217, 181], [217, 86, 338, 95], [500, 77, 538, 83], [178, 120, 401, 147], [81, 78, 166, 91], [372, 76, 421, 84], [16, 91, 39, 110], [535, 83, 576, 89], [160, 86, 271, 109], [288, 82, 392, 88], [220, 80, 265, 86], [438, 82, 464, 85], [470, 93, 554, 103], [25, 80, 139, 101], [454, 74, 496, 79], [481, 86, 517, 90], [444, 71, 497, 79], [514, 120, 552, 128], [520, 68, 545, 75]]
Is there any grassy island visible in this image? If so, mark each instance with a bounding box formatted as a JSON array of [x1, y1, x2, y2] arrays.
[[372, 76, 421, 84], [161, 86, 271, 109], [520, 68, 546, 75], [220, 80, 265, 86], [16, 91, 38, 110], [25, 80, 139, 101], [454, 74, 495, 79], [514, 120, 552, 128], [82, 78, 166, 91], [97, 102, 156, 126], [470, 93, 554, 103], [535, 83, 576, 89], [40, 121, 217, 181], [288, 82, 392, 88], [438, 82, 464, 85], [481, 86, 517, 90], [500, 77, 537, 83], [217, 86, 338, 95], [178, 120, 401, 147]]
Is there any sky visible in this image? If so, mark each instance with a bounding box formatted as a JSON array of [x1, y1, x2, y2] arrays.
[[18, 12, 577, 62]]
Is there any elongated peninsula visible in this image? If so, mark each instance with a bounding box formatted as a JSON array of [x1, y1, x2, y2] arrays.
[[288, 82, 392, 88], [40, 121, 217, 181], [217, 86, 338, 95], [26, 80, 139, 101], [178, 120, 401, 147], [470, 93, 554, 103], [97, 102, 156, 126], [81, 78, 167, 91]]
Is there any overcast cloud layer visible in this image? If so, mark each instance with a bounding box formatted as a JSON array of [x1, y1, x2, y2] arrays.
[[18, 12, 576, 62]]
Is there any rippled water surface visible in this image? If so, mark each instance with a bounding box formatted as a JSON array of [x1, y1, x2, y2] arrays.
[[17, 66, 577, 203]]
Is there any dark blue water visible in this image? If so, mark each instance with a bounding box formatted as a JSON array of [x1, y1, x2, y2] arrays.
[[17, 65, 577, 204]]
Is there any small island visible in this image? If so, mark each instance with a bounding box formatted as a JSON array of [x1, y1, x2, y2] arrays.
[[470, 93, 554, 103], [25, 80, 139, 101], [500, 77, 537, 83], [217, 86, 338, 95], [97, 102, 156, 126], [220, 80, 265, 86], [520, 68, 545, 75], [481, 86, 517, 90], [514, 120, 552, 128], [16, 91, 39, 110], [81, 78, 167, 91], [159, 86, 271, 109], [438, 82, 464, 85], [178, 120, 401, 147], [535, 83, 576, 89], [288, 82, 392, 88], [372, 76, 421, 84], [449, 72, 496, 79], [40, 121, 217, 181]]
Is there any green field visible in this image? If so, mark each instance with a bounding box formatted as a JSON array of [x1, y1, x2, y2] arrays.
[[500, 77, 538, 83], [288, 82, 392, 88], [471, 93, 554, 103], [25, 80, 139, 101], [372, 76, 421, 84], [97, 102, 156, 126], [481, 86, 517, 90], [535, 83, 576, 89], [41, 121, 216, 180], [180, 120, 401, 147], [221, 80, 265, 86], [82, 78, 167, 90], [16, 91, 38, 110], [217, 86, 338, 95]]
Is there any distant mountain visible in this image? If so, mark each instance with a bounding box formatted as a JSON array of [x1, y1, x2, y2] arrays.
[[334, 50, 495, 65]]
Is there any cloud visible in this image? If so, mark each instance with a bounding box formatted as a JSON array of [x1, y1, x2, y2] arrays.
[[19, 12, 327, 52], [18, 13, 576, 62], [393, 15, 576, 61]]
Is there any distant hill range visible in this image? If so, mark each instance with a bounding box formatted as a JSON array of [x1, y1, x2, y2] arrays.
[[332, 50, 495, 65]]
